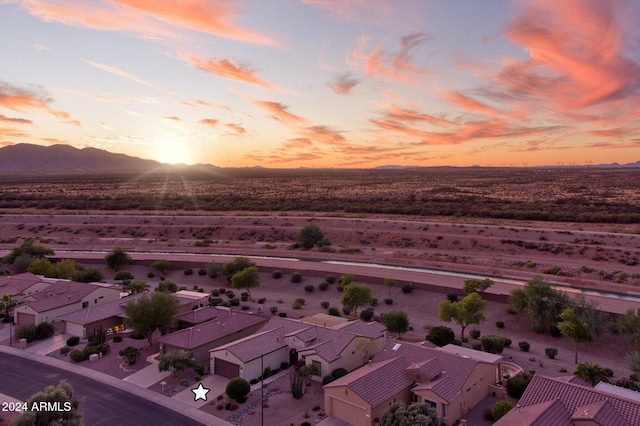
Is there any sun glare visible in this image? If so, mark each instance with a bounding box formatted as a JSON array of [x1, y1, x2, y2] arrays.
[[154, 134, 194, 165]]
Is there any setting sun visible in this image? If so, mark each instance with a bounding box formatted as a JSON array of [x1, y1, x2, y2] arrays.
[[154, 134, 194, 165]]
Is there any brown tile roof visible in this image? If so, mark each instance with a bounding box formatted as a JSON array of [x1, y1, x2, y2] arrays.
[[292, 327, 358, 363], [332, 320, 386, 339], [412, 375, 461, 402], [258, 316, 313, 335], [158, 311, 267, 350], [495, 375, 640, 426], [572, 400, 629, 426], [23, 280, 115, 312], [323, 357, 414, 407], [496, 399, 572, 426], [211, 327, 288, 363], [0, 272, 44, 295], [57, 293, 146, 324], [176, 306, 230, 324]]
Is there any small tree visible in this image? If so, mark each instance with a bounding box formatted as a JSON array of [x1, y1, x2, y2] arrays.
[[104, 248, 132, 272], [155, 279, 178, 293], [618, 308, 640, 343], [126, 280, 150, 294], [297, 224, 325, 249], [3, 239, 54, 265], [509, 275, 570, 333], [381, 401, 445, 426], [493, 400, 515, 421], [425, 326, 455, 347], [381, 309, 409, 338], [463, 278, 494, 295], [150, 260, 172, 276], [341, 283, 372, 317], [158, 349, 193, 375], [114, 271, 134, 281], [10, 380, 82, 426], [119, 346, 141, 366], [230, 266, 260, 299], [340, 273, 354, 286], [557, 308, 593, 364], [223, 257, 255, 281], [574, 362, 611, 387], [438, 292, 487, 341], [384, 278, 396, 295], [226, 377, 250, 402], [124, 292, 179, 346], [506, 372, 534, 398]]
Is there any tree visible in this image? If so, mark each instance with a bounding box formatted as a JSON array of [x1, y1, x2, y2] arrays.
[[158, 350, 193, 375], [571, 294, 608, 337], [509, 276, 570, 333], [155, 279, 178, 293], [626, 352, 640, 376], [493, 400, 515, 421], [230, 266, 260, 299], [114, 271, 134, 281], [340, 273, 354, 286], [119, 346, 141, 366], [557, 308, 593, 364], [574, 362, 610, 387], [381, 401, 446, 426], [124, 292, 179, 346], [425, 326, 455, 347], [381, 310, 409, 338], [463, 278, 494, 295], [10, 380, 82, 426], [506, 372, 534, 398], [297, 224, 325, 249], [150, 260, 172, 276], [126, 280, 150, 294], [0, 294, 18, 319], [104, 248, 132, 272], [222, 256, 255, 281], [71, 267, 103, 283], [438, 292, 486, 341], [341, 283, 372, 317], [226, 377, 250, 402], [617, 308, 640, 343], [384, 278, 396, 295], [3, 239, 54, 266]]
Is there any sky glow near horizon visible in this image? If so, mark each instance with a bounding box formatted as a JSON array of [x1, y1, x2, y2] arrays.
[[1, 0, 640, 168]]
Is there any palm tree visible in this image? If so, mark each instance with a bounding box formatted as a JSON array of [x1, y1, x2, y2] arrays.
[[574, 362, 610, 387]]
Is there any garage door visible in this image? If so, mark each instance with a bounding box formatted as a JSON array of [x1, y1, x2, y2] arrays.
[[329, 396, 368, 426], [16, 312, 35, 326], [65, 321, 86, 338], [214, 358, 240, 379]]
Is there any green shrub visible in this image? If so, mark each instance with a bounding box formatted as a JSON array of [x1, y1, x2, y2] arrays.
[[257, 297, 266, 304], [304, 284, 315, 293], [70, 350, 88, 362], [384, 298, 393, 305], [470, 329, 481, 339], [225, 378, 250, 401], [198, 268, 207, 276], [114, 270, 134, 281], [518, 341, 531, 352], [15, 324, 37, 342], [112, 335, 123, 343], [493, 400, 515, 421], [209, 297, 223, 306], [359, 308, 374, 322], [291, 272, 302, 283], [66, 336, 80, 347], [447, 293, 458, 302], [193, 362, 205, 376], [549, 324, 562, 337], [292, 300, 303, 309], [230, 298, 240, 306], [426, 326, 455, 347], [318, 281, 329, 291], [323, 375, 336, 385], [325, 275, 336, 284], [507, 372, 534, 398], [272, 270, 282, 279], [481, 335, 506, 354], [545, 347, 558, 359], [36, 322, 54, 339], [332, 368, 348, 378], [320, 301, 330, 309], [401, 284, 414, 294], [278, 312, 287, 318], [59, 346, 70, 355], [496, 320, 505, 328], [270, 306, 278, 314], [327, 307, 340, 317]]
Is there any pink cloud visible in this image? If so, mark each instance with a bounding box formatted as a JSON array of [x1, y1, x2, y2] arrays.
[[439, 89, 501, 116], [224, 123, 246, 135], [199, 118, 219, 127], [328, 72, 361, 95], [302, 125, 347, 146], [0, 114, 33, 124], [0, 81, 80, 126], [187, 56, 280, 91], [253, 100, 308, 125]]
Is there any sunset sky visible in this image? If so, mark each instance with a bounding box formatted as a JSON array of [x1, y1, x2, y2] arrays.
[[1, 0, 640, 168]]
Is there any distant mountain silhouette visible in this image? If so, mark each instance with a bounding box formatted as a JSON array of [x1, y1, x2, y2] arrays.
[[0, 143, 218, 175]]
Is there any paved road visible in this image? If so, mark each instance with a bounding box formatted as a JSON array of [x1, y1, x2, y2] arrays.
[[0, 352, 205, 425]]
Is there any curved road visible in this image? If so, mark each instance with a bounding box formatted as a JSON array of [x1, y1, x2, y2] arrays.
[[0, 351, 213, 425]]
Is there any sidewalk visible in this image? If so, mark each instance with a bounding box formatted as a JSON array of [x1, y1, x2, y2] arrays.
[[24, 332, 71, 355], [0, 345, 230, 425], [122, 362, 172, 388]]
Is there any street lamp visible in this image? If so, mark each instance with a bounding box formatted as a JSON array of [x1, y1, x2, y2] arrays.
[[8, 294, 14, 348]]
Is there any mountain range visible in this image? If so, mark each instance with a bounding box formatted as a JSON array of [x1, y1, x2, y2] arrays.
[[0, 143, 638, 174]]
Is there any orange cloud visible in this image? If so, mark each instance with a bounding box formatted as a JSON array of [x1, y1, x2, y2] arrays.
[[0, 114, 33, 124], [586, 140, 640, 150], [377, 103, 456, 127], [0, 81, 80, 126], [439, 90, 501, 116], [328, 72, 361, 95], [187, 56, 280, 90], [199, 118, 219, 127], [224, 123, 246, 135], [282, 138, 313, 149], [253, 100, 308, 125], [302, 125, 347, 146]]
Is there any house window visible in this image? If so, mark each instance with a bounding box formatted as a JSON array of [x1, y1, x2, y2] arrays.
[[82, 301, 89, 308], [441, 403, 447, 418], [424, 399, 437, 410], [312, 360, 321, 376]]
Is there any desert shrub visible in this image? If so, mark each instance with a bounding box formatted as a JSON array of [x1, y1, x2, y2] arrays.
[[504, 338, 512, 347], [304, 284, 315, 293], [325, 275, 336, 284], [318, 281, 329, 291], [226, 377, 250, 401], [336, 285, 344, 292], [292, 300, 303, 310], [549, 324, 562, 337], [114, 270, 134, 281], [493, 400, 515, 421], [426, 326, 455, 347], [360, 308, 375, 322], [147, 271, 155, 278], [496, 320, 505, 328], [518, 341, 531, 352], [332, 368, 348, 379], [384, 298, 393, 305], [291, 272, 302, 283], [481, 335, 506, 354], [401, 284, 414, 294], [545, 347, 558, 359], [257, 297, 266, 304], [70, 350, 88, 362], [320, 301, 330, 309], [272, 270, 282, 279], [322, 375, 336, 385], [327, 307, 340, 317], [472, 343, 482, 350], [184, 268, 193, 275], [66, 336, 80, 347], [59, 346, 70, 355], [193, 362, 205, 376], [209, 297, 223, 307], [507, 372, 534, 398], [36, 322, 54, 339], [225, 290, 235, 299], [112, 335, 123, 343], [198, 268, 207, 276], [15, 324, 37, 342], [240, 293, 249, 301], [270, 306, 278, 314], [370, 298, 378, 307], [279, 312, 287, 318], [470, 328, 481, 339], [447, 293, 458, 302], [230, 298, 240, 306]]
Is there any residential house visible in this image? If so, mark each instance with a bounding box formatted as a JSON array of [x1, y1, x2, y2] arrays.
[[323, 340, 510, 426], [13, 280, 120, 326], [157, 308, 268, 364], [0, 272, 53, 302], [495, 375, 640, 426]]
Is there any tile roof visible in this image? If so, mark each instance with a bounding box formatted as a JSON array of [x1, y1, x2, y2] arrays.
[[0, 272, 44, 295], [595, 382, 640, 402], [257, 316, 312, 335], [412, 375, 461, 402], [211, 327, 288, 363], [57, 293, 146, 324], [290, 327, 358, 363], [495, 375, 640, 426], [333, 320, 387, 339], [436, 344, 503, 364], [22, 280, 119, 312], [572, 400, 629, 426], [158, 311, 267, 350], [324, 357, 414, 407], [495, 399, 572, 426], [176, 306, 230, 324]]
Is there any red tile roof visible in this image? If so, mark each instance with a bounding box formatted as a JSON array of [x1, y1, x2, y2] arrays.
[[211, 327, 288, 363], [57, 293, 146, 324], [496, 399, 572, 426]]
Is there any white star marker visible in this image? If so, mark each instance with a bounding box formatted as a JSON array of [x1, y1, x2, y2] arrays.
[[192, 383, 210, 401]]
